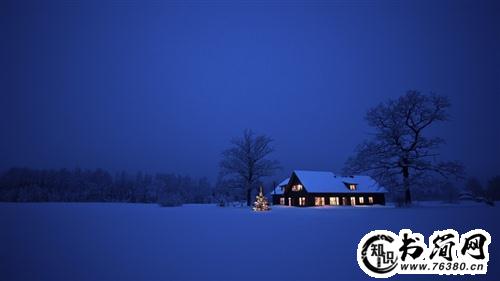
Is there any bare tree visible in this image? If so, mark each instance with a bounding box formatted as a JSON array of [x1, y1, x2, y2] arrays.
[[344, 91, 464, 205], [219, 129, 280, 206]]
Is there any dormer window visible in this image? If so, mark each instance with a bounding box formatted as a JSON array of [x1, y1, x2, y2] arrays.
[[291, 184, 303, 191], [348, 184, 357, 191]]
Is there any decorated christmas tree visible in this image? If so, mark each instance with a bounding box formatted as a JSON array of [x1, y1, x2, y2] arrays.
[[253, 186, 271, 211]]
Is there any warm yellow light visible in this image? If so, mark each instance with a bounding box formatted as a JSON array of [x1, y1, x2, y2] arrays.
[[329, 197, 339, 205], [315, 197, 325, 206], [299, 197, 306, 206]]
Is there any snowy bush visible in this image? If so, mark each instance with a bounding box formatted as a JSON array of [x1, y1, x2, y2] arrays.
[[458, 191, 494, 206], [458, 191, 474, 201], [158, 192, 183, 207]]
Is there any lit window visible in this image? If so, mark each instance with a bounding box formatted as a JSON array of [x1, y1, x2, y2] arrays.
[[349, 184, 357, 190], [329, 197, 339, 205], [288, 197, 292, 206], [299, 197, 306, 206], [368, 197, 373, 204], [359, 197, 364, 204], [350, 197, 356, 206], [291, 184, 303, 191], [279, 197, 285, 205], [315, 197, 325, 206]]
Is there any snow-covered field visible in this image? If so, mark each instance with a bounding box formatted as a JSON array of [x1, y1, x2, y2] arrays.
[[1, 203, 499, 281]]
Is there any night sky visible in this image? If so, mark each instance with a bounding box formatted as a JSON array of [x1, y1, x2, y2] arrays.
[[1, 0, 499, 182]]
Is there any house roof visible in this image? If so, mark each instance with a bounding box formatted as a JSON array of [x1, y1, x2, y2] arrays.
[[273, 178, 289, 195], [292, 170, 387, 193]]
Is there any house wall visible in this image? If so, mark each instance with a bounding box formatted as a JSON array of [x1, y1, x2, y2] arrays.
[[272, 194, 282, 205], [279, 193, 385, 207], [273, 193, 385, 206]]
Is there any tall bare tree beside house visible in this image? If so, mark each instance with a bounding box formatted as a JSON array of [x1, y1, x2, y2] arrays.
[[344, 91, 464, 206], [220, 129, 280, 206]]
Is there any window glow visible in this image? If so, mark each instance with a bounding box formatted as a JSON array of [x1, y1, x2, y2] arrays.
[[350, 197, 356, 206], [329, 197, 339, 205], [349, 184, 357, 190], [291, 184, 303, 191], [368, 196, 374, 204], [279, 197, 285, 205], [315, 197, 325, 206], [299, 197, 306, 206], [359, 197, 364, 204]]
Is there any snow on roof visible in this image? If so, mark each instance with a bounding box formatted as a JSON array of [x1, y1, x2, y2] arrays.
[[341, 175, 388, 193], [273, 178, 289, 195], [293, 170, 338, 193], [293, 170, 387, 193], [278, 178, 290, 187]]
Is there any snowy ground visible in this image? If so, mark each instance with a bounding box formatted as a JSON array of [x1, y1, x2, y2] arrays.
[[1, 202, 499, 281]]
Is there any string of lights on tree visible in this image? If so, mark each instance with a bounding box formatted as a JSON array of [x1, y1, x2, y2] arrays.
[[253, 186, 270, 211]]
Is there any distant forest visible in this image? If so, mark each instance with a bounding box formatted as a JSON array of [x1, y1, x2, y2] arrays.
[[1, 167, 500, 206], [0, 167, 217, 206]]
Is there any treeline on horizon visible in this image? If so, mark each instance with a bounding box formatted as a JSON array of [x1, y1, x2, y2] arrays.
[[1, 167, 500, 205], [0, 167, 221, 206]]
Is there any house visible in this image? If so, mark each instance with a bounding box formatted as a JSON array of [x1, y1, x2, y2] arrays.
[[272, 170, 387, 207]]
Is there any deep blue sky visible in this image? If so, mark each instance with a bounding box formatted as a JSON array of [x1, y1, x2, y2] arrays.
[[1, 0, 499, 183]]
